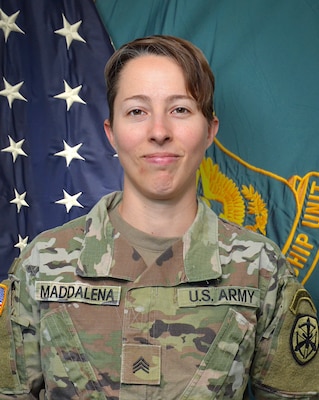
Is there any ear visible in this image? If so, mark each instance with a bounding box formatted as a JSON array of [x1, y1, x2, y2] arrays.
[[104, 119, 117, 151], [206, 115, 219, 149]]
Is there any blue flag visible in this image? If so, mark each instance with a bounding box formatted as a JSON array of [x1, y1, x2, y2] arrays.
[[0, 0, 123, 279]]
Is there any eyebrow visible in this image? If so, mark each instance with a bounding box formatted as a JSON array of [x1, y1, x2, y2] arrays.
[[123, 94, 195, 103]]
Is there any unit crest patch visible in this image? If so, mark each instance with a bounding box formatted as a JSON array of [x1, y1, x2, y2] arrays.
[[290, 314, 319, 365]]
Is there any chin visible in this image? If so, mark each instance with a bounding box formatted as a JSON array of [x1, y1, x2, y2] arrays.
[[145, 187, 188, 203]]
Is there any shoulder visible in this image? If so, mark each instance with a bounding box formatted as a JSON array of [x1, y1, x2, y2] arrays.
[[216, 217, 296, 299], [197, 200, 289, 278], [217, 216, 277, 245], [8, 214, 87, 281], [39, 213, 87, 241], [217, 216, 284, 263], [9, 193, 120, 280], [22, 192, 120, 257], [25, 213, 87, 255]]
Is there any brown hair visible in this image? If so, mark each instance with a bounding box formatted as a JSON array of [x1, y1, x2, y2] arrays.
[[104, 35, 215, 126]]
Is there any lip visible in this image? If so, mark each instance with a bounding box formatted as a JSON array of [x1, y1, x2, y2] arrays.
[[143, 152, 180, 165]]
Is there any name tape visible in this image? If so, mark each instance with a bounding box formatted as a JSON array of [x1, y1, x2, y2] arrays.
[[35, 281, 121, 306]]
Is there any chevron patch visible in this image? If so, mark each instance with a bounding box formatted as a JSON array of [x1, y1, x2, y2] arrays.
[[121, 343, 161, 385]]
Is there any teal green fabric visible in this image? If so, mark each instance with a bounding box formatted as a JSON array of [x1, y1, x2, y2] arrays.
[[96, 0, 319, 178], [95, 0, 319, 306]]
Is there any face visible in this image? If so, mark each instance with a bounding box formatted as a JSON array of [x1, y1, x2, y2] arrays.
[[104, 55, 218, 202]]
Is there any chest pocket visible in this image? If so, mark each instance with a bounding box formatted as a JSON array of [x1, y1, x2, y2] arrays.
[[180, 307, 254, 400], [41, 305, 107, 400]]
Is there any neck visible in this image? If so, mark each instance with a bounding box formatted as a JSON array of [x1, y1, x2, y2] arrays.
[[118, 190, 198, 238]]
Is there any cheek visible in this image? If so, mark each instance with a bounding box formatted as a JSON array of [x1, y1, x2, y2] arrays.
[[116, 137, 137, 154], [187, 133, 209, 154], [114, 135, 141, 166], [111, 121, 142, 151]]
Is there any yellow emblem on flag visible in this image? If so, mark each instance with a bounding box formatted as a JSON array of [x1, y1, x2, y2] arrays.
[[197, 156, 268, 235]]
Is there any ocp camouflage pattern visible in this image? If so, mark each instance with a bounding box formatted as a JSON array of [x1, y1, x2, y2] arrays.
[[0, 192, 318, 399]]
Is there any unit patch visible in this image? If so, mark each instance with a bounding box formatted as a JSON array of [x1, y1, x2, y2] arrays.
[[290, 314, 319, 365], [0, 283, 8, 317]]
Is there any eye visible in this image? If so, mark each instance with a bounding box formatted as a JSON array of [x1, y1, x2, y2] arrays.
[[172, 107, 190, 115], [129, 109, 145, 116]]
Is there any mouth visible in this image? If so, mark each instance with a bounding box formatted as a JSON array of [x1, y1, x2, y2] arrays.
[[143, 153, 180, 165]]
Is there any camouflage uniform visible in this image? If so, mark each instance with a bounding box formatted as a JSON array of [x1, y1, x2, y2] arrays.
[[0, 191, 318, 399]]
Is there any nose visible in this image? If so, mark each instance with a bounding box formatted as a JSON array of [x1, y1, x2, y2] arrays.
[[149, 114, 172, 145]]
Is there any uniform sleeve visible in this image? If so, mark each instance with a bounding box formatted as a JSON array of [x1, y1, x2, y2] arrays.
[[0, 259, 44, 399], [250, 255, 319, 399]]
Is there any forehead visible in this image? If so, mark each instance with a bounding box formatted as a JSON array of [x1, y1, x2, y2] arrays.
[[117, 55, 187, 92]]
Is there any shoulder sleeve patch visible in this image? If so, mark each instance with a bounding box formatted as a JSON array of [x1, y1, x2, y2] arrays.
[[0, 283, 8, 317], [290, 314, 318, 365], [253, 280, 319, 394], [0, 280, 16, 390]]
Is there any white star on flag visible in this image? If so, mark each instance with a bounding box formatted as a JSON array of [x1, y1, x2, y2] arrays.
[[0, 77, 27, 108], [14, 235, 29, 252], [54, 80, 86, 111], [54, 140, 85, 166], [0, 9, 25, 42], [10, 189, 29, 213], [55, 190, 83, 213], [1, 135, 28, 162], [54, 14, 86, 49]]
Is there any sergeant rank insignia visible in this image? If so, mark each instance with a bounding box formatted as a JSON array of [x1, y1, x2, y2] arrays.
[[290, 314, 319, 365]]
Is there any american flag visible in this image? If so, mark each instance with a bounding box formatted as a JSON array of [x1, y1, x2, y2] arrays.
[[0, 0, 123, 279]]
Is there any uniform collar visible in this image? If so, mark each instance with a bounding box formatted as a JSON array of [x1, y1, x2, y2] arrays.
[[77, 192, 222, 283], [182, 199, 222, 282]]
